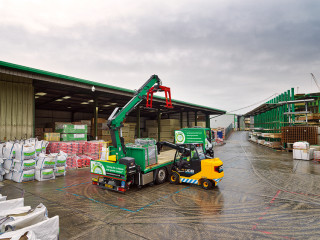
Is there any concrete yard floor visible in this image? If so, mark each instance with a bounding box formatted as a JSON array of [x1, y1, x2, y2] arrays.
[[2, 131, 320, 239]]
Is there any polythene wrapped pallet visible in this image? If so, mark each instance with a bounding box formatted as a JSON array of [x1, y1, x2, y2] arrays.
[[55, 124, 87, 134], [44, 133, 60, 142], [60, 133, 87, 141]]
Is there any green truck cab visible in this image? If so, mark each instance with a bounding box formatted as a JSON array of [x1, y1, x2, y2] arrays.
[[174, 127, 214, 157], [91, 141, 173, 193]]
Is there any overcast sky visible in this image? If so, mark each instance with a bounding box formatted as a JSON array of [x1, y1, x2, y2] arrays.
[[1, 0, 320, 114]]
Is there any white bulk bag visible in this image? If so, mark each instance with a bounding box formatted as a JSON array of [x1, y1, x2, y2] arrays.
[[54, 166, 66, 177], [0, 198, 24, 210], [3, 142, 14, 160], [0, 215, 59, 240], [4, 170, 13, 180], [35, 141, 42, 156], [41, 140, 49, 154], [0, 143, 3, 158], [35, 169, 55, 181], [55, 151, 67, 167], [0, 207, 31, 219], [15, 144, 36, 161], [2, 204, 48, 232], [36, 154, 56, 169], [0, 194, 7, 202], [12, 169, 35, 183], [14, 160, 36, 171], [3, 159, 14, 170]]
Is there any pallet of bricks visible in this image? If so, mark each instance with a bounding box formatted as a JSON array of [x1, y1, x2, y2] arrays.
[[146, 119, 180, 142], [0, 138, 67, 183], [46, 141, 104, 169], [281, 126, 318, 149]]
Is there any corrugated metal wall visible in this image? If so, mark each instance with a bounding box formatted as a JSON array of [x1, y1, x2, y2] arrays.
[[0, 79, 34, 141]]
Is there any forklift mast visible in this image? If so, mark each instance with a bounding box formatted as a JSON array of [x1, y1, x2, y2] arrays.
[[107, 75, 172, 159]]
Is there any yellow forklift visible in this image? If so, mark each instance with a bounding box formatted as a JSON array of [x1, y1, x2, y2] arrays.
[[157, 142, 224, 189]]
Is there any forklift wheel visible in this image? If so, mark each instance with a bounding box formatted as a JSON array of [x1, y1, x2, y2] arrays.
[[201, 179, 213, 190], [170, 173, 180, 185]]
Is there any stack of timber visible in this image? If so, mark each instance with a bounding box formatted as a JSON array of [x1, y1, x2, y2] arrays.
[[281, 126, 317, 145]]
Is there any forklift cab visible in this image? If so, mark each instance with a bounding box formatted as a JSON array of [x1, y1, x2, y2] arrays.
[[174, 144, 205, 177]]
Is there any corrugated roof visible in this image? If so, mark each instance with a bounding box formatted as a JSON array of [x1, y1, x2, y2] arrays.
[[0, 60, 226, 113]]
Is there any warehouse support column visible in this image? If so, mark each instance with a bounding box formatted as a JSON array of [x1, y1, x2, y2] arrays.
[[94, 98, 98, 140], [180, 110, 183, 128], [137, 107, 141, 138], [206, 114, 210, 128], [32, 84, 35, 138], [187, 112, 189, 127], [157, 108, 161, 142], [195, 111, 198, 126]]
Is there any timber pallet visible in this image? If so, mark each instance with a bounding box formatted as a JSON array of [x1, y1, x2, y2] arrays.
[[248, 139, 283, 151]]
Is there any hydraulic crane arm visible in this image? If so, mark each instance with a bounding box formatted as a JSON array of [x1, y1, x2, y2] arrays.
[[107, 75, 172, 159]]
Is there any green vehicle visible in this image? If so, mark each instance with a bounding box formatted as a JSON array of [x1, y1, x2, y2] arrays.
[[91, 75, 174, 193], [174, 127, 214, 157]]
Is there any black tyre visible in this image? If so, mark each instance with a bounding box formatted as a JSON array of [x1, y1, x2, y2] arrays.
[[170, 172, 180, 184], [155, 167, 168, 184], [201, 179, 213, 190]]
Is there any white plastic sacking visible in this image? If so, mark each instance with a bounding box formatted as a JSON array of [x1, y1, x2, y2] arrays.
[[15, 143, 36, 161], [36, 154, 56, 169], [14, 159, 36, 172], [3, 142, 15, 160], [0, 158, 5, 182], [4, 169, 13, 180], [4, 159, 14, 170], [0, 215, 59, 240], [41, 140, 49, 154], [1, 203, 48, 232], [35, 141, 42, 157], [12, 169, 35, 183], [293, 141, 310, 150], [0, 143, 4, 158], [35, 168, 55, 181], [54, 166, 66, 177], [55, 151, 67, 167]]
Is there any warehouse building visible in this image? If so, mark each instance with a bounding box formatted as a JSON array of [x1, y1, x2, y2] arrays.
[[0, 60, 226, 142]]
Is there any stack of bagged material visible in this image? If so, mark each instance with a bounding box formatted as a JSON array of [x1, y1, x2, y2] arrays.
[[12, 142, 36, 183], [0, 144, 5, 181], [35, 154, 56, 181], [2, 142, 15, 180], [293, 141, 315, 161], [53, 151, 67, 177], [0, 196, 59, 240]]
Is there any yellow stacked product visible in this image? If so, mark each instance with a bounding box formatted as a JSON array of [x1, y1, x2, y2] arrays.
[[44, 133, 60, 141]]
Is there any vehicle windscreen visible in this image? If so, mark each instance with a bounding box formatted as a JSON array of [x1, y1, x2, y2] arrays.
[[196, 146, 206, 160]]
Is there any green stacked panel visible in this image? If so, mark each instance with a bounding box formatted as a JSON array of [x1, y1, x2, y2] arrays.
[[60, 133, 87, 141], [55, 124, 87, 134]]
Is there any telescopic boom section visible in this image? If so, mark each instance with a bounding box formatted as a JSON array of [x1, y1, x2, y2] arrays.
[[107, 75, 173, 159]]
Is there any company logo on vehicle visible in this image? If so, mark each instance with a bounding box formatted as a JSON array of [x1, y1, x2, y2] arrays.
[[91, 161, 106, 175], [175, 131, 185, 144]]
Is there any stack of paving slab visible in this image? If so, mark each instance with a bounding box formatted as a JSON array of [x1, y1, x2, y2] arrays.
[[293, 141, 314, 161], [0, 195, 59, 240]]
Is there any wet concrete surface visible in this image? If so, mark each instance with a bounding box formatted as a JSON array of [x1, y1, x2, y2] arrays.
[[2, 131, 320, 239]]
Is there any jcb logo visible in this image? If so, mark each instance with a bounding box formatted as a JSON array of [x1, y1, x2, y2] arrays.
[[185, 169, 194, 174]]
